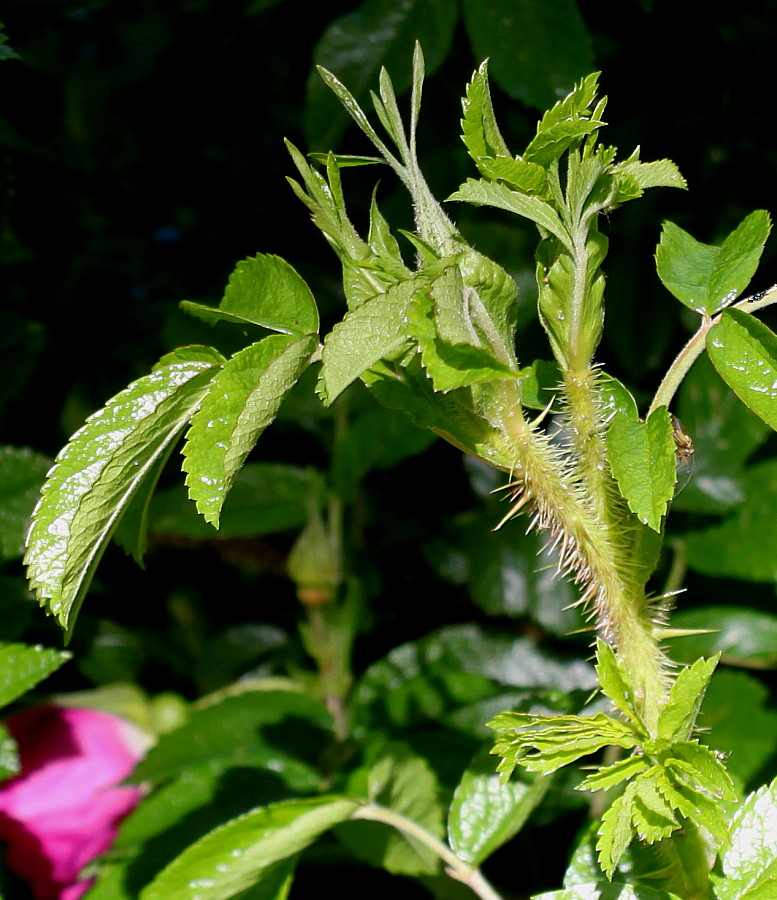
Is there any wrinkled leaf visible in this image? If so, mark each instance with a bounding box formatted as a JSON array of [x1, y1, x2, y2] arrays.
[[318, 278, 418, 404], [24, 346, 224, 633], [448, 749, 549, 865], [182, 334, 318, 527], [714, 777, 777, 900]]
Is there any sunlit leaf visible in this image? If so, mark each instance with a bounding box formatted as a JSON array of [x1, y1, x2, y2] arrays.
[[140, 797, 358, 900], [24, 346, 224, 633], [183, 334, 318, 527], [0, 643, 69, 711], [656, 212, 771, 315], [714, 777, 777, 900], [318, 278, 420, 403], [181, 254, 319, 336], [707, 308, 777, 430], [605, 407, 676, 531], [448, 749, 550, 865], [657, 654, 719, 741]]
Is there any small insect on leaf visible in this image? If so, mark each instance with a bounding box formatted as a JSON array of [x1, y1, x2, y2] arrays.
[[671, 413, 695, 495]]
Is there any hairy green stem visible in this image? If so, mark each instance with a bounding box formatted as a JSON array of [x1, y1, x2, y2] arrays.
[[501, 406, 668, 732], [352, 804, 504, 900]]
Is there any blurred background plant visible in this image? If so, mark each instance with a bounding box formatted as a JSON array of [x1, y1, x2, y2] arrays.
[[1, 2, 777, 898]]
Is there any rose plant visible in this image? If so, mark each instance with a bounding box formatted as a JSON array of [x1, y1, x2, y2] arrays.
[[9, 39, 777, 900]]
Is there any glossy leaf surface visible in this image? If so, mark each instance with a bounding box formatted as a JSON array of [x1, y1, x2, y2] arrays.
[[707, 308, 777, 430], [140, 797, 358, 900], [448, 749, 549, 865], [183, 334, 318, 527], [24, 346, 224, 632]]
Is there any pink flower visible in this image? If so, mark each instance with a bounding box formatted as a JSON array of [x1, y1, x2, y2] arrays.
[[0, 705, 147, 900]]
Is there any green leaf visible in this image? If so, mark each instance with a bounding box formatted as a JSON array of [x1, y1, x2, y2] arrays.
[[449, 178, 571, 248], [673, 354, 769, 514], [597, 781, 637, 878], [304, 0, 456, 149], [460, 61, 511, 162], [407, 290, 517, 392], [0, 447, 51, 560], [352, 623, 595, 734], [139, 796, 358, 900], [535, 886, 682, 900], [448, 749, 550, 866], [24, 346, 224, 633], [0, 643, 69, 710], [605, 407, 676, 530], [518, 360, 561, 410], [707, 308, 777, 430], [576, 755, 649, 793], [318, 277, 419, 403], [656, 212, 771, 314], [489, 711, 640, 777], [595, 639, 646, 730], [182, 334, 317, 527], [461, 0, 593, 111], [657, 654, 720, 741], [715, 777, 777, 900], [337, 743, 444, 876], [181, 254, 319, 336], [614, 157, 686, 193], [662, 740, 737, 802]]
